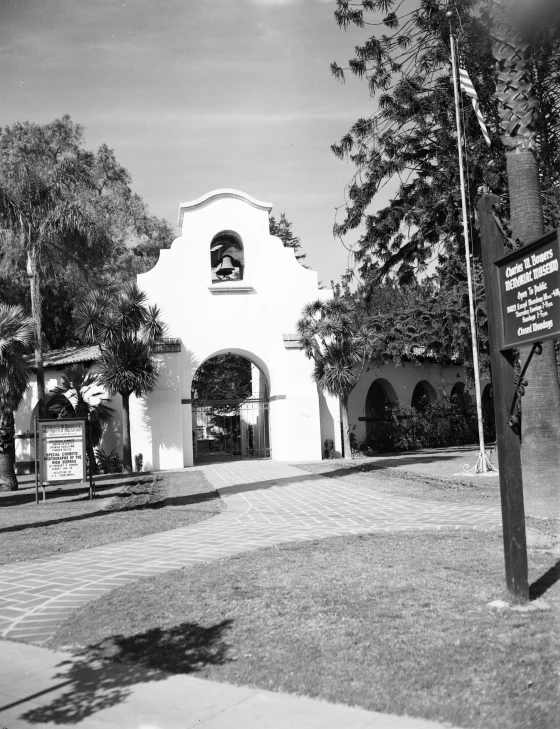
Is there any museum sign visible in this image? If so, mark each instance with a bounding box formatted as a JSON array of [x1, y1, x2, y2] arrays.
[[495, 229, 560, 349]]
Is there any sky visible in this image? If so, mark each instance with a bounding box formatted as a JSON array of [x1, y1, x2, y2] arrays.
[[0, 0, 397, 284]]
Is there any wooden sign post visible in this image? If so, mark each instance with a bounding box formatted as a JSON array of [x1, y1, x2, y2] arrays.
[[479, 195, 560, 600], [35, 418, 93, 503]]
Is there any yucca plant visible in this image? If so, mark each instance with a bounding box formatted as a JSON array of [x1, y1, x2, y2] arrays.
[[491, 0, 560, 516], [74, 282, 165, 473], [297, 296, 378, 458], [0, 304, 34, 491], [48, 363, 114, 475]]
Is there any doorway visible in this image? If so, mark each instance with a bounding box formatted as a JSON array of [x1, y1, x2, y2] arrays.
[[191, 354, 271, 463]]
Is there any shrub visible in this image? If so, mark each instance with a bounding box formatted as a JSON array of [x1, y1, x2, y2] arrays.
[[324, 439, 335, 459], [95, 447, 122, 474], [134, 453, 144, 472], [366, 388, 479, 453]]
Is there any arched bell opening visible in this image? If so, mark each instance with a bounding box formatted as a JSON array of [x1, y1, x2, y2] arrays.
[[210, 230, 244, 282], [411, 380, 436, 412], [191, 353, 270, 463], [365, 378, 397, 447]]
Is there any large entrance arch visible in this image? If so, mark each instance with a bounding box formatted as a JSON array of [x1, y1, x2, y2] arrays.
[[191, 353, 271, 463]]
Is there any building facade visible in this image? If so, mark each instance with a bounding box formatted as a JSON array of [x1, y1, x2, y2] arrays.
[[15, 190, 486, 472]]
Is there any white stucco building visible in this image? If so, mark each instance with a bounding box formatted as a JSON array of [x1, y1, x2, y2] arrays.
[[15, 189, 488, 473]]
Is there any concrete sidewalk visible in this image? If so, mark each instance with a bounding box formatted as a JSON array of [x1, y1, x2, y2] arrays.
[[0, 639, 458, 729]]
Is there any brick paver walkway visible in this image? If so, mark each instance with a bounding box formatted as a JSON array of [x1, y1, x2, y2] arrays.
[[0, 461, 500, 645]]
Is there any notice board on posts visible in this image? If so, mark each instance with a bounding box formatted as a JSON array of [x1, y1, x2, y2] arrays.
[[495, 229, 560, 350], [38, 419, 86, 485]]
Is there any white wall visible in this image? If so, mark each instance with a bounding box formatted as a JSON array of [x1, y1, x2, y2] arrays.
[[137, 189, 331, 466], [14, 364, 123, 470]]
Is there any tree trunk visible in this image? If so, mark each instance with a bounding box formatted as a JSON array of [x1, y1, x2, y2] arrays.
[[121, 391, 132, 474], [341, 396, 352, 459], [492, 0, 560, 518], [28, 250, 46, 419], [508, 150, 560, 517], [0, 409, 18, 491]]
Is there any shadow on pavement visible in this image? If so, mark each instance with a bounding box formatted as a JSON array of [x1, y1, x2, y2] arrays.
[[14, 620, 233, 724]]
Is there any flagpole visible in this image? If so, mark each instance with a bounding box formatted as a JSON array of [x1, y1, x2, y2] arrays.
[[449, 29, 495, 475]]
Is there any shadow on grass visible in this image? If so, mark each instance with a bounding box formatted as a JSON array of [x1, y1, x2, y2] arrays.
[[0, 490, 220, 535], [0, 480, 138, 507], [14, 620, 233, 725], [321, 455, 463, 478], [530, 558, 560, 600]]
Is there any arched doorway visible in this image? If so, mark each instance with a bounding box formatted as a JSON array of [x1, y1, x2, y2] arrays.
[[450, 382, 468, 415], [191, 353, 270, 463], [365, 378, 397, 446], [411, 380, 436, 411], [482, 383, 496, 442]]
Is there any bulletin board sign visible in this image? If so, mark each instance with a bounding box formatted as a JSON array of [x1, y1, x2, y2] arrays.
[[495, 229, 560, 350], [35, 418, 92, 502]]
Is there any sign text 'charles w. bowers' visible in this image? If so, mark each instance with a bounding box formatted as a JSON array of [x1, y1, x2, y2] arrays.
[[496, 230, 560, 349]]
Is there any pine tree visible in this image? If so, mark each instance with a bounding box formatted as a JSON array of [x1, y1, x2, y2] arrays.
[[269, 212, 307, 265]]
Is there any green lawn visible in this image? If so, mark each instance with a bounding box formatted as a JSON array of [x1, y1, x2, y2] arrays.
[[0, 470, 223, 564], [49, 530, 560, 729]]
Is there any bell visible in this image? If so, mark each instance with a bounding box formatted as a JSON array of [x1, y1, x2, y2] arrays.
[[216, 254, 236, 277]]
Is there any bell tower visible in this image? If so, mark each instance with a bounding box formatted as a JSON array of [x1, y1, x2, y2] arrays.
[[130, 189, 341, 469]]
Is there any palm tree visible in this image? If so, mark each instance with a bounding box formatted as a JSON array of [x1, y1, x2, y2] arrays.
[[0, 304, 34, 491], [74, 283, 166, 473], [0, 118, 96, 418], [491, 0, 560, 517], [297, 297, 376, 458], [48, 364, 114, 476]]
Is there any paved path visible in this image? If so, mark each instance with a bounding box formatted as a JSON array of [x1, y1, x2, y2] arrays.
[[0, 640, 458, 729], [0, 461, 500, 645]]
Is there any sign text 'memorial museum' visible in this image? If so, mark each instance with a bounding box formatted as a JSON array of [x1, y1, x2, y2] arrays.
[[496, 230, 560, 349]]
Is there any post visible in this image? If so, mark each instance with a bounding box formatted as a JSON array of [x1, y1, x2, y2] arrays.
[[479, 195, 529, 600], [34, 416, 39, 505], [450, 33, 489, 472]]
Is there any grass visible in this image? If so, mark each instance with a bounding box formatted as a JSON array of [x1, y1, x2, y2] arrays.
[[0, 470, 223, 564], [48, 530, 559, 729]]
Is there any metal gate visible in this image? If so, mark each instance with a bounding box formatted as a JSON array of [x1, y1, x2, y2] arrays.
[[193, 398, 271, 460]]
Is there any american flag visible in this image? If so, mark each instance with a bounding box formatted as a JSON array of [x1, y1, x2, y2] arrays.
[[459, 67, 491, 147]]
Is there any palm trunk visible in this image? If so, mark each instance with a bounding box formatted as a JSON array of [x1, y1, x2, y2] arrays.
[[341, 395, 351, 459], [28, 250, 46, 419], [492, 0, 560, 517], [509, 150, 560, 517], [0, 409, 18, 491], [121, 391, 132, 474], [85, 426, 98, 477]]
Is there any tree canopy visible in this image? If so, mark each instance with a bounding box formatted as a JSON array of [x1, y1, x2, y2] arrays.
[[0, 115, 174, 350], [331, 0, 560, 286]]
